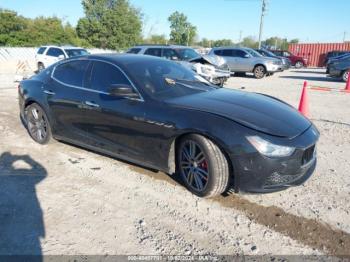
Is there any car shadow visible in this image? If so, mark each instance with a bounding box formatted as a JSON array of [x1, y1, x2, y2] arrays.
[[0, 152, 47, 260], [290, 70, 326, 74], [279, 75, 342, 82]]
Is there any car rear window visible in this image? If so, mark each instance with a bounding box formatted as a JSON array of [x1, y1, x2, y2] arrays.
[[53, 60, 89, 87], [127, 48, 141, 54], [37, 47, 46, 54]]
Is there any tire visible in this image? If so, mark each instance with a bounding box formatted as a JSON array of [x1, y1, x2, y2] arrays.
[[342, 70, 349, 82], [234, 72, 246, 77], [253, 65, 266, 79], [37, 63, 45, 72], [177, 134, 230, 198], [295, 61, 304, 69], [25, 103, 52, 144]]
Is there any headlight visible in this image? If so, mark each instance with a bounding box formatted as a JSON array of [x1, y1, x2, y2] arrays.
[[201, 65, 215, 75], [246, 136, 295, 157]]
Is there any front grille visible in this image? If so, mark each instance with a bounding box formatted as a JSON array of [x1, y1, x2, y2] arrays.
[[302, 145, 315, 165]]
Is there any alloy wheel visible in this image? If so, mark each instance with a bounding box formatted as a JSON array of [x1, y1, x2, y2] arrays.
[[342, 71, 349, 82], [27, 106, 48, 143], [180, 140, 209, 192], [254, 66, 265, 79]]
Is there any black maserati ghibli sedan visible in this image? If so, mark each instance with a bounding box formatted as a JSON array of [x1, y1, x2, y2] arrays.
[[18, 54, 319, 197]]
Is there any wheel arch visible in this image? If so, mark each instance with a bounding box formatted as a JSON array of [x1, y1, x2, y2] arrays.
[[167, 131, 236, 190]]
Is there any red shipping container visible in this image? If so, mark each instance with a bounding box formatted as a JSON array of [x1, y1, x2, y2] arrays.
[[288, 42, 350, 67]]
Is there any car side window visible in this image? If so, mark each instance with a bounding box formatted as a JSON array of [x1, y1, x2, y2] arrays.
[[37, 47, 46, 54], [90, 61, 131, 93], [46, 48, 65, 57], [162, 49, 180, 60], [283, 52, 291, 57], [213, 50, 222, 56], [235, 50, 248, 58], [144, 48, 162, 57], [221, 49, 232, 56], [127, 48, 141, 54], [53, 60, 90, 87]]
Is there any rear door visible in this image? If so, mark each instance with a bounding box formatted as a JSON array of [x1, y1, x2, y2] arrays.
[[47, 59, 92, 142], [219, 49, 237, 71]]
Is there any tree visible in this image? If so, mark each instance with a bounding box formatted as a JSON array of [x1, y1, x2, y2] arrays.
[[77, 0, 142, 49], [168, 11, 196, 46], [144, 34, 168, 45], [240, 36, 258, 48], [0, 9, 84, 47]]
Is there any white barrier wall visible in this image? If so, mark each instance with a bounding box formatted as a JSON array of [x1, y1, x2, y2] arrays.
[[0, 47, 117, 62]]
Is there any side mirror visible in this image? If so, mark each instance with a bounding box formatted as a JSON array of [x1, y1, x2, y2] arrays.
[[108, 84, 139, 98], [171, 56, 179, 61], [58, 55, 65, 60], [244, 54, 250, 58]]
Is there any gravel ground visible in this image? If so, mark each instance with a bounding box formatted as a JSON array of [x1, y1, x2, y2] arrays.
[[0, 68, 349, 257]]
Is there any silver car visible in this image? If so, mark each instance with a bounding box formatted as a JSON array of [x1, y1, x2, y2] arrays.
[[127, 45, 230, 86], [208, 47, 282, 79]]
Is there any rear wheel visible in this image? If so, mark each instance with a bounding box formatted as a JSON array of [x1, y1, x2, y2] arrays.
[[25, 103, 51, 144], [253, 65, 266, 79], [342, 70, 349, 82], [295, 61, 304, 68], [177, 134, 230, 198], [37, 63, 45, 72]]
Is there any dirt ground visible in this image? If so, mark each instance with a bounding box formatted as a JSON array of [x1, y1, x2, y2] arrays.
[[0, 68, 349, 257]]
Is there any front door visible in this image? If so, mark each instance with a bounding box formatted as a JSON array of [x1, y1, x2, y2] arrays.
[[82, 60, 153, 164]]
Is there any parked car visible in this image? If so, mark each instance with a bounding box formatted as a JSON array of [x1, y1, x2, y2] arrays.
[[127, 45, 230, 86], [18, 54, 319, 197], [35, 45, 89, 71], [208, 47, 282, 79], [326, 54, 350, 74], [324, 51, 350, 65], [327, 59, 350, 82], [254, 49, 291, 70], [269, 50, 307, 68]]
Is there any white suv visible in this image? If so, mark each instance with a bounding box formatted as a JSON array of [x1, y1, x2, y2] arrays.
[[35, 46, 89, 71]]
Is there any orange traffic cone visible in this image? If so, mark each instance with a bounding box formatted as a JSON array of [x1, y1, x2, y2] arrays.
[[298, 81, 309, 117], [345, 70, 350, 92]]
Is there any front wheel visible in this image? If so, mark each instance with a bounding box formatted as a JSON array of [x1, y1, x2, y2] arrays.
[[177, 134, 230, 198], [342, 70, 349, 82], [295, 61, 304, 68], [253, 65, 266, 79], [25, 103, 52, 144]]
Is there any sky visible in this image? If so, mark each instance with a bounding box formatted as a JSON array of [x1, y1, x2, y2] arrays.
[[1, 0, 349, 43]]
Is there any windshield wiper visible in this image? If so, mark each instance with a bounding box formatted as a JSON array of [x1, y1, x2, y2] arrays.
[[164, 77, 211, 86]]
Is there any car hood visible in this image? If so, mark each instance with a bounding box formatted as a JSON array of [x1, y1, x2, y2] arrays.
[[166, 88, 311, 138]]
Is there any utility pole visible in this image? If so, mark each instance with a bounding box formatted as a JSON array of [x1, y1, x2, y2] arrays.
[[343, 31, 347, 42], [239, 30, 242, 44], [258, 0, 267, 49]]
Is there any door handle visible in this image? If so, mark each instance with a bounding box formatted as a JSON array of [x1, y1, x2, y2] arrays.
[[85, 101, 100, 108], [43, 90, 55, 95]]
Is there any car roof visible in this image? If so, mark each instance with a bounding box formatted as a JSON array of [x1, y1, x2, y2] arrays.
[[66, 53, 169, 66], [134, 45, 192, 49], [39, 45, 85, 50]]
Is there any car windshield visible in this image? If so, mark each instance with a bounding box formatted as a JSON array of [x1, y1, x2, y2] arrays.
[[262, 49, 277, 57], [246, 49, 262, 57], [64, 49, 89, 57], [175, 48, 201, 61], [126, 59, 214, 100]]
